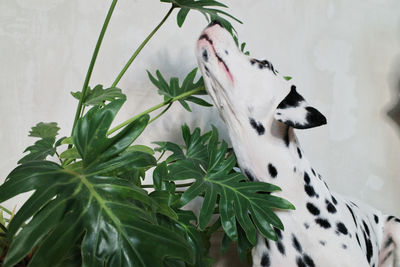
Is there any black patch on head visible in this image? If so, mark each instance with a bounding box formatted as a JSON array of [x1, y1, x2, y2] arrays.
[[362, 220, 370, 237], [319, 240, 326, 246], [305, 184, 318, 198], [304, 223, 310, 229], [249, 118, 265, 135], [268, 163, 278, 178], [342, 244, 347, 249], [304, 172, 310, 184], [336, 222, 348, 235], [297, 147, 302, 158], [326, 200, 337, 213], [303, 254, 315, 267], [277, 85, 304, 110], [292, 234, 302, 253], [305, 106, 327, 127], [387, 215, 395, 221], [315, 218, 331, 229], [373, 215, 379, 224], [296, 257, 306, 267], [363, 230, 373, 263], [244, 169, 255, 181], [332, 196, 338, 205], [346, 204, 357, 227], [261, 252, 271, 267], [395, 218, 400, 223], [198, 34, 213, 45], [306, 203, 320, 216]]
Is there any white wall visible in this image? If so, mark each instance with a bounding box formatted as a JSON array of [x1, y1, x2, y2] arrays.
[[1, 0, 399, 230]]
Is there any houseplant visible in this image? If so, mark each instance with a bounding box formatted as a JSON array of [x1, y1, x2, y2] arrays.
[[0, 1, 294, 266]]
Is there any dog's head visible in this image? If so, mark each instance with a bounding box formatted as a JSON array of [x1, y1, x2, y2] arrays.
[[196, 22, 326, 132]]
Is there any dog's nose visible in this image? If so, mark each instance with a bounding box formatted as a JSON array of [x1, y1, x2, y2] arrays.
[[207, 20, 224, 28]]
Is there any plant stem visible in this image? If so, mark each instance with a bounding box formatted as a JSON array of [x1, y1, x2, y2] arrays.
[[111, 6, 175, 87], [107, 87, 204, 135], [149, 103, 173, 124], [71, 0, 118, 134], [0, 206, 12, 215]]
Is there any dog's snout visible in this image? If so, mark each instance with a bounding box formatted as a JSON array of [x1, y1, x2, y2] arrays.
[[207, 20, 224, 29]]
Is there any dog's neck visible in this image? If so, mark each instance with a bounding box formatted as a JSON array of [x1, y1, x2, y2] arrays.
[[226, 113, 315, 205]]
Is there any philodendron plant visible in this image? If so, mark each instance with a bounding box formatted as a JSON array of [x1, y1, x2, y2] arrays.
[[0, 1, 294, 266]]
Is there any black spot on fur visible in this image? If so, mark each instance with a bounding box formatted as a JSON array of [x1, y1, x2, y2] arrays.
[[268, 163, 278, 178], [261, 252, 271, 267], [387, 215, 395, 221], [311, 168, 316, 176], [374, 215, 379, 224], [304, 172, 310, 184], [292, 234, 302, 253], [283, 126, 290, 146], [277, 242, 286, 256], [304, 223, 310, 229], [326, 201, 337, 214], [342, 244, 347, 249], [264, 238, 270, 249], [297, 147, 302, 158], [202, 49, 209, 62], [249, 118, 265, 135], [305, 185, 318, 198], [356, 234, 361, 247], [274, 228, 282, 239], [363, 220, 370, 237], [315, 218, 331, 229], [303, 254, 315, 267], [319, 240, 326, 246], [363, 230, 373, 263], [346, 204, 357, 227], [296, 257, 306, 267], [336, 222, 348, 235], [332, 196, 338, 205], [382, 251, 393, 264], [306, 203, 320, 216], [244, 169, 255, 181]]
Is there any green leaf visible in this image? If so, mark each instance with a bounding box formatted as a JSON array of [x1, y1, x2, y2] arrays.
[[0, 101, 193, 267], [18, 122, 61, 164], [161, 126, 294, 246], [161, 0, 242, 35], [59, 147, 81, 160], [71, 84, 126, 107], [126, 145, 154, 155], [147, 68, 209, 111], [283, 76, 292, 81]]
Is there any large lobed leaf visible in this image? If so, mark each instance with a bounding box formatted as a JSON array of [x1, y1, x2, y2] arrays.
[[71, 84, 126, 107], [147, 68, 212, 112], [0, 100, 194, 267], [156, 125, 295, 246]]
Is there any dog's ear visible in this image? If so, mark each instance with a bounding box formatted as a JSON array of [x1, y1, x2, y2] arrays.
[[274, 85, 327, 129]]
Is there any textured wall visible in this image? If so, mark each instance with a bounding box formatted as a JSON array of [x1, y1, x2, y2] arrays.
[[1, 0, 399, 245]]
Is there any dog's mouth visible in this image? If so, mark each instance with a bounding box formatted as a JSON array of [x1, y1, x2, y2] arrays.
[[198, 34, 233, 83]]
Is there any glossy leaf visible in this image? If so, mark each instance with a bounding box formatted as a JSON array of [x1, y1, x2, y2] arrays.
[[147, 68, 211, 112], [161, 0, 242, 34], [28, 122, 60, 139], [157, 126, 295, 246], [71, 84, 126, 107], [0, 101, 194, 267]]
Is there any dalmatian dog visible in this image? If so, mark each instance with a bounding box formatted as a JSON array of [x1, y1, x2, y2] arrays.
[[196, 21, 400, 267]]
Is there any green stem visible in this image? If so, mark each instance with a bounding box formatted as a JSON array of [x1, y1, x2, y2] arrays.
[[0, 206, 12, 215], [111, 6, 175, 87], [149, 103, 173, 124], [107, 87, 204, 135], [71, 0, 118, 134]]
